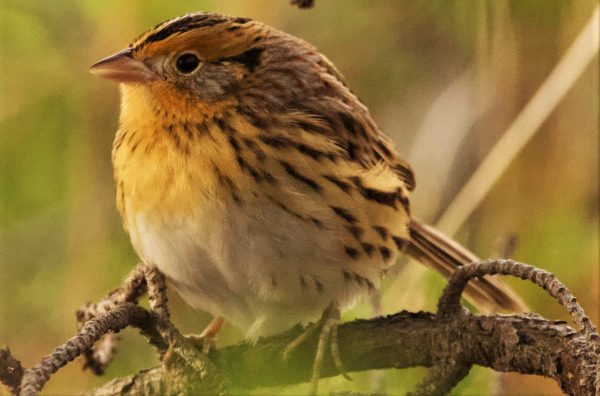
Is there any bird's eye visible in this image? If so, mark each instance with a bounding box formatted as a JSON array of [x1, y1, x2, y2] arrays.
[[175, 53, 201, 74]]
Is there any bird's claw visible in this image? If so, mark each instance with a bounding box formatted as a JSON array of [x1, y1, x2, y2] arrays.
[[283, 304, 351, 395], [185, 333, 217, 354]]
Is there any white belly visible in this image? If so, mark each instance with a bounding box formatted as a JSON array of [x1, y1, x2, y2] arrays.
[[126, 200, 372, 339]]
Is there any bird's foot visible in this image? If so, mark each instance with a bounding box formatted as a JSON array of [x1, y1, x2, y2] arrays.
[[185, 333, 217, 354], [283, 304, 350, 395], [186, 316, 225, 354]]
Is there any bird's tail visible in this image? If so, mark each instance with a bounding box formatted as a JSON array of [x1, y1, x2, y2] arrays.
[[406, 219, 527, 312]]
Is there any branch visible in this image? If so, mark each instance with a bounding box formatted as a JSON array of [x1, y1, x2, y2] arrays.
[[2, 260, 597, 396], [85, 311, 596, 395], [19, 303, 156, 396]]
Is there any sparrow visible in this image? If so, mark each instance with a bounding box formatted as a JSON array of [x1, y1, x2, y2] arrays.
[[90, 11, 525, 392]]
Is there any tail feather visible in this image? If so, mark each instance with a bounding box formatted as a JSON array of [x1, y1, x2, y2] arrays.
[[406, 220, 527, 312]]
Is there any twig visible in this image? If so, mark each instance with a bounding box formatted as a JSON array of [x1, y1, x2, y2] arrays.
[[409, 259, 599, 395], [76, 263, 149, 374], [19, 303, 157, 396], [437, 259, 598, 339], [142, 265, 218, 378], [78, 264, 225, 391]]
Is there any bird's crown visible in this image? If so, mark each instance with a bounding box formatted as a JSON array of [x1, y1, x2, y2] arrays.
[[130, 12, 269, 62]]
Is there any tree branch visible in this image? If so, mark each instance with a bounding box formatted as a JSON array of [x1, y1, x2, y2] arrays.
[[84, 311, 597, 395], [18, 303, 156, 396], [2, 260, 597, 395]]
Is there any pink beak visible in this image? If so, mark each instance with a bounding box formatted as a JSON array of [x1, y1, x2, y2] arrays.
[[90, 49, 158, 84]]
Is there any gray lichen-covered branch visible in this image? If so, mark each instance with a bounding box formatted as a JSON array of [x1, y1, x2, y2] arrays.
[[1, 260, 598, 396]]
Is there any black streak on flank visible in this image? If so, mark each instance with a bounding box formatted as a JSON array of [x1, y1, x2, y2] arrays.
[[267, 196, 322, 229], [310, 217, 325, 229], [223, 47, 264, 72], [373, 226, 389, 241], [392, 236, 407, 251], [362, 277, 376, 291], [379, 246, 391, 261], [331, 206, 357, 224], [280, 161, 322, 193], [228, 136, 241, 152], [260, 170, 278, 186], [343, 270, 375, 291], [345, 246, 359, 259], [300, 275, 308, 290], [353, 272, 375, 291], [343, 270, 353, 282], [241, 137, 267, 162], [313, 277, 324, 293], [362, 243, 375, 256], [347, 225, 364, 240], [236, 155, 262, 182]]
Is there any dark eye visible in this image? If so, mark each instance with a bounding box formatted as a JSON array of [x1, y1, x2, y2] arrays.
[[175, 53, 201, 74]]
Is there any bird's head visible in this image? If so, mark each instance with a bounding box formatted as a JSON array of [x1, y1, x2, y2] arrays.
[[90, 13, 282, 116]]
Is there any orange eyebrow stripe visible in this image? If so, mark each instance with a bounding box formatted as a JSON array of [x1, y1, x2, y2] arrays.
[[130, 13, 254, 52]]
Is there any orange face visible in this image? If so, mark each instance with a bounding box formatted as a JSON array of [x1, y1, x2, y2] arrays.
[[90, 13, 268, 105]]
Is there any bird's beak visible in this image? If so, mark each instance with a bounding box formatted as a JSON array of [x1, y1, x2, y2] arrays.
[[90, 49, 158, 84]]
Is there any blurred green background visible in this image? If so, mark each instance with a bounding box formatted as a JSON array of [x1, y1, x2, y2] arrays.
[[1, 1, 598, 395]]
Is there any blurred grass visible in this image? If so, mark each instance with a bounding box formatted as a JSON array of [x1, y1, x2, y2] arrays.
[[1, 1, 598, 395]]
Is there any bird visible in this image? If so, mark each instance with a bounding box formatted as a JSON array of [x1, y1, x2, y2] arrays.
[[90, 11, 525, 392]]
